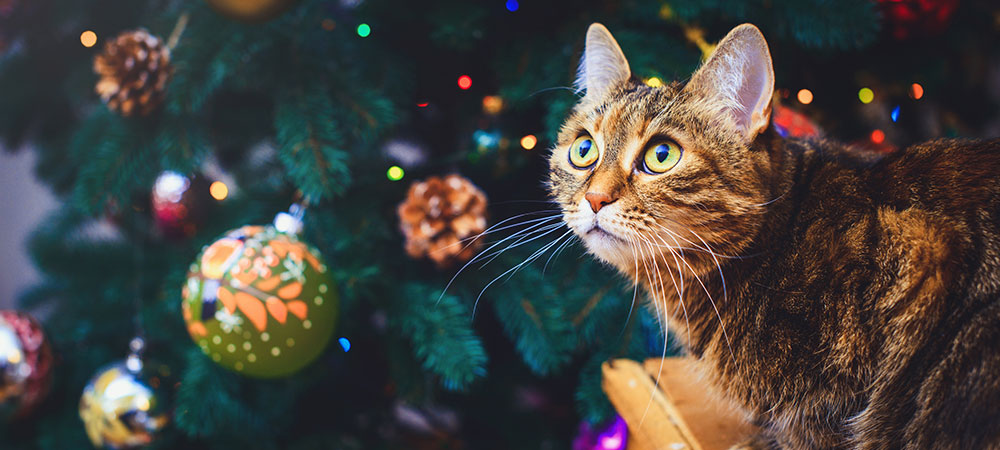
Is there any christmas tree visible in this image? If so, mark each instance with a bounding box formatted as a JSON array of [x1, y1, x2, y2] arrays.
[[0, 0, 996, 448]]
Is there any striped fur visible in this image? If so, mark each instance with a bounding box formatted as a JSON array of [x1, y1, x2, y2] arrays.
[[550, 23, 1000, 449]]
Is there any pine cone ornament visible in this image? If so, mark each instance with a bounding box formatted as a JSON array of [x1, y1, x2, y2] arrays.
[[93, 29, 171, 117], [398, 174, 488, 269]]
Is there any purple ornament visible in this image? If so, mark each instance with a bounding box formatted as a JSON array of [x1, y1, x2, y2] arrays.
[[573, 414, 628, 450]]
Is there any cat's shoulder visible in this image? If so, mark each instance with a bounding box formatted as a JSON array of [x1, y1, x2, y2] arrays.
[[785, 136, 1000, 172], [782, 137, 884, 169]]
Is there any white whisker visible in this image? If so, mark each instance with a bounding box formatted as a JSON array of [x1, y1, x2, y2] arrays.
[[439, 214, 562, 303], [472, 228, 575, 316]]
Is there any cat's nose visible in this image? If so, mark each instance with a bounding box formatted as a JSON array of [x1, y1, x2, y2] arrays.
[[585, 192, 617, 213]]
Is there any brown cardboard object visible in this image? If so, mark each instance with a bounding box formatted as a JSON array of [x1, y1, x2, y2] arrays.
[[601, 357, 757, 450]]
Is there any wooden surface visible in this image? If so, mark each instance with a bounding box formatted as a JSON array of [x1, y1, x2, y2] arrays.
[[602, 357, 756, 450]]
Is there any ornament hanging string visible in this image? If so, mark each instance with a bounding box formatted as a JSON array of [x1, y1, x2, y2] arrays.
[[276, 190, 311, 234], [167, 12, 190, 50], [129, 232, 147, 368], [658, 4, 716, 60]]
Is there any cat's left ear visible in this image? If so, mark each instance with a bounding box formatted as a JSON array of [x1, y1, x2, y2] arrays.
[[576, 23, 632, 100], [683, 24, 775, 141]]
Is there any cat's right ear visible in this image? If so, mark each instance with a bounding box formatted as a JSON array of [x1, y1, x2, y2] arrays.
[[576, 23, 631, 100]]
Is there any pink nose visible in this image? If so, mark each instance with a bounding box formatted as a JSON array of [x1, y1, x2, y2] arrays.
[[585, 192, 616, 213]]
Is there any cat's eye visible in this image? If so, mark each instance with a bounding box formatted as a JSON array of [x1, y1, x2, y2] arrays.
[[641, 140, 683, 174], [568, 135, 599, 169]]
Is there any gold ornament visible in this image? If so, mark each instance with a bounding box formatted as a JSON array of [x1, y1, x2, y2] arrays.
[[205, 0, 299, 23], [79, 360, 170, 449]]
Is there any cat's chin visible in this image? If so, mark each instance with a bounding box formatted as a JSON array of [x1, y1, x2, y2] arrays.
[[580, 228, 634, 271]]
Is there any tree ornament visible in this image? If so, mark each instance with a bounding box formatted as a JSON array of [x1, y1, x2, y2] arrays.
[[398, 174, 488, 269], [772, 103, 821, 139], [572, 414, 628, 450], [0, 311, 53, 420], [79, 342, 171, 450], [181, 207, 338, 378], [151, 171, 212, 239], [93, 29, 171, 117], [877, 0, 958, 40], [205, 0, 298, 23]]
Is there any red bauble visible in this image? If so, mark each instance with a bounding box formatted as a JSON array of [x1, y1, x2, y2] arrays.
[[877, 0, 959, 40], [151, 171, 212, 239], [0, 310, 53, 420], [772, 103, 821, 139]]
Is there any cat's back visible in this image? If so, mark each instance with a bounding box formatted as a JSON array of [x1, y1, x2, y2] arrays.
[[874, 138, 1000, 212], [858, 138, 1000, 449]]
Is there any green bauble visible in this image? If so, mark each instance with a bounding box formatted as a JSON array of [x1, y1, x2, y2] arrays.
[[182, 225, 338, 378]]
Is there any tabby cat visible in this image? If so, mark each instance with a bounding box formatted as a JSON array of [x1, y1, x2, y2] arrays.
[[550, 23, 1000, 449]]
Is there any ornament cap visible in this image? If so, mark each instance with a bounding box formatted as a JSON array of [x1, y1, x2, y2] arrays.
[[274, 203, 305, 234], [126, 336, 146, 372]]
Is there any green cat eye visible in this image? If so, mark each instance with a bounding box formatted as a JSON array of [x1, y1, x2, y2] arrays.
[[642, 140, 683, 173], [568, 135, 599, 169]]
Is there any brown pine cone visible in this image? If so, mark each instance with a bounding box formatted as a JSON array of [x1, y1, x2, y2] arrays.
[[398, 174, 489, 269], [93, 29, 171, 117]]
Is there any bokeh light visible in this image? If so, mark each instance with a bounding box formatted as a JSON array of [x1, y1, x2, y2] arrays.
[[457, 75, 472, 90], [416, 102, 428, 107], [387, 165, 404, 181], [910, 83, 924, 100], [505, 0, 519, 12], [321, 19, 336, 31], [356, 23, 371, 37], [482, 95, 504, 114], [520, 134, 537, 150], [797, 89, 813, 105], [338, 337, 351, 352], [153, 171, 189, 203], [891, 105, 900, 122], [645, 77, 664, 88], [871, 129, 885, 144], [209, 181, 229, 200], [80, 30, 98, 48], [858, 88, 874, 104]]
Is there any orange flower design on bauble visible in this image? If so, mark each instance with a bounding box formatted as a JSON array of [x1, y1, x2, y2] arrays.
[[181, 225, 338, 378]]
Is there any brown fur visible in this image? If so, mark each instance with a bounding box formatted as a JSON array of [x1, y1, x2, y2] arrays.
[[550, 23, 1000, 449]]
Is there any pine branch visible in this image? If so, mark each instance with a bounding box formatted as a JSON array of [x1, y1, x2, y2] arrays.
[[274, 84, 350, 201], [392, 284, 488, 391], [67, 111, 161, 215], [488, 256, 580, 376], [670, 0, 880, 49], [166, 7, 260, 114]]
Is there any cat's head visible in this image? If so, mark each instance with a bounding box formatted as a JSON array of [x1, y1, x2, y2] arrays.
[[550, 23, 778, 276]]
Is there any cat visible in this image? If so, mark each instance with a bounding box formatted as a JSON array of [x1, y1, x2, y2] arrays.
[[550, 23, 1000, 449]]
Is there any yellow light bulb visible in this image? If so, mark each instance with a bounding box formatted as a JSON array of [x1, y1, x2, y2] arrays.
[[858, 88, 874, 104], [797, 89, 814, 105], [80, 30, 98, 48], [209, 181, 229, 200], [520, 135, 537, 150]]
